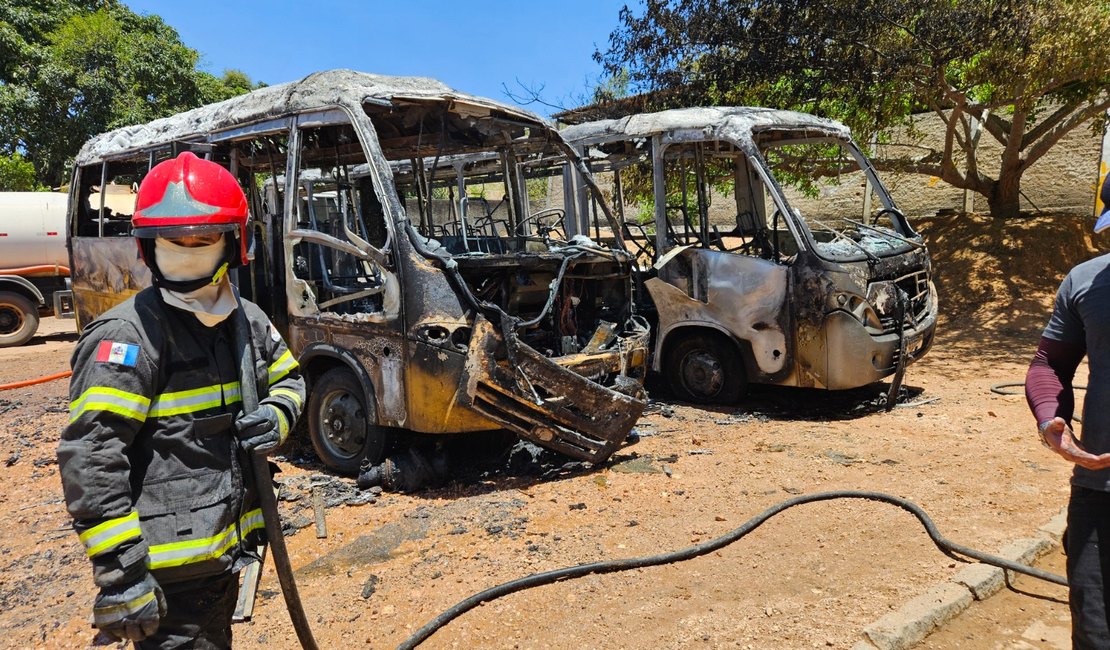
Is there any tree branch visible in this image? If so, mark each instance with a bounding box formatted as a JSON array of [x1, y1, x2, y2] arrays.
[[953, 111, 970, 151], [1022, 97, 1110, 171], [965, 113, 982, 183], [870, 158, 942, 179], [500, 79, 570, 113], [980, 112, 1011, 147], [1022, 101, 1083, 150], [940, 105, 967, 186]]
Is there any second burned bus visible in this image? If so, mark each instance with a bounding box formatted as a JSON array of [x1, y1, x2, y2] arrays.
[[562, 107, 937, 404]]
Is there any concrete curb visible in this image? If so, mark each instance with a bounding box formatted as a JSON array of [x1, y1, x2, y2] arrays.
[[850, 506, 1067, 650]]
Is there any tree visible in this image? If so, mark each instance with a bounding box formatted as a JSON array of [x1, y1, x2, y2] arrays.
[[197, 69, 265, 105], [598, 0, 1110, 218], [0, 1, 261, 188], [0, 152, 44, 191]]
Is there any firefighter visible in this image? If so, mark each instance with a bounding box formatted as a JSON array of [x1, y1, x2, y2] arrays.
[[57, 152, 305, 647]]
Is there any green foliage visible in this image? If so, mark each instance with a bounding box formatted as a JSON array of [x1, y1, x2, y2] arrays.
[[598, 0, 1110, 218], [0, 1, 263, 188], [197, 68, 265, 105], [0, 152, 45, 191], [525, 177, 548, 202], [593, 69, 630, 104], [762, 142, 858, 201]]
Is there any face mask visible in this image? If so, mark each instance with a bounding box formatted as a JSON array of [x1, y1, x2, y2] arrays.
[[160, 275, 239, 327], [154, 237, 225, 282], [154, 238, 237, 326]]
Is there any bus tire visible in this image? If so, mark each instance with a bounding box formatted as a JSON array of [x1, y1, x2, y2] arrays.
[[665, 332, 746, 404], [307, 367, 391, 474], [0, 291, 39, 348]]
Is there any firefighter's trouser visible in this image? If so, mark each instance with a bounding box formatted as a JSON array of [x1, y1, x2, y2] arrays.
[[135, 573, 239, 650]]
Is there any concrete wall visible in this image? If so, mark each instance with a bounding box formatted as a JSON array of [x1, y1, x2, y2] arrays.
[[868, 110, 1103, 217]]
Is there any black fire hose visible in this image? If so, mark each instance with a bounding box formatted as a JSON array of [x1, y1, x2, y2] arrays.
[[397, 490, 1066, 650], [234, 302, 319, 650], [990, 382, 1085, 423]]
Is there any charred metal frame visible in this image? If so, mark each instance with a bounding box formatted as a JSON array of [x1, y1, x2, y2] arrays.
[[562, 107, 938, 396], [67, 70, 649, 467]]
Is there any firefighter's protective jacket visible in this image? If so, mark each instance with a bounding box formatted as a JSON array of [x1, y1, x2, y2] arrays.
[[57, 287, 305, 586]]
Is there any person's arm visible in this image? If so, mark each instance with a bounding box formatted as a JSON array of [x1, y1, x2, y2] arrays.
[[56, 320, 156, 586], [56, 319, 167, 642], [260, 317, 305, 443], [1026, 336, 1085, 426], [234, 308, 306, 452], [1026, 271, 1110, 469]]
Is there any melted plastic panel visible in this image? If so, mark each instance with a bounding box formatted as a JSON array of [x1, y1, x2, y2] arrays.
[[652, 248, 790, 377], [70, 236, 150, 328], [458, 317, 647, 462]]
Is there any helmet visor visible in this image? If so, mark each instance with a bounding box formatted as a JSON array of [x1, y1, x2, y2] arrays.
[[132, 223, 238, 239]]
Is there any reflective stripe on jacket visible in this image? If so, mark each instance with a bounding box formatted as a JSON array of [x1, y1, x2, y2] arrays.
[[58, 287, 305, 584]]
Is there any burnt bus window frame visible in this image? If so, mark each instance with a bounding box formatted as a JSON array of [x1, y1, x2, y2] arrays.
[[73, 157, 147, 238], [648, 135, 809, 265], [209, 120, 293, 314], [287, 108, 393, 316], [749, 130, 919, 265], [71, 127, 295, 314]]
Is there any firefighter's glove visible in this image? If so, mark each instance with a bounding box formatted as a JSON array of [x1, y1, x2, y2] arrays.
[[92, 572, 166, 642], [235, 404, 285, 453]]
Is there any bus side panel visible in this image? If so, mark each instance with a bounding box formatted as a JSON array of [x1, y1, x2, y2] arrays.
[[650, 247, 792, 381], [70, 236, 150, 329]]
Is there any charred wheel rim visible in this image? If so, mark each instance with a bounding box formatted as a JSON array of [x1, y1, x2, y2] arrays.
[[316, 386, 368, 460], [678, 349, 725, 399]]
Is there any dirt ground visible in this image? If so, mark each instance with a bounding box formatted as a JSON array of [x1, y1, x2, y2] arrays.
[[0, 213, 1102, 650]]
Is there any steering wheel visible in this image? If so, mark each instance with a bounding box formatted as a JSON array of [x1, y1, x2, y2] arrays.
[[871, 207, 906, 226], [516, 208, 566, 240]]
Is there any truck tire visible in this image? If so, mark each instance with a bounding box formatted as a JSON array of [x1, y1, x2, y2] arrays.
[[307, 367, 392, 474], [665, 332, 747, 404], [0, 291, 39, 348]]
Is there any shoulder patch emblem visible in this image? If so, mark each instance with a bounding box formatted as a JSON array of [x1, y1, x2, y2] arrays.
[[96, 340, 140, 367], [270, 324, 280, 342]]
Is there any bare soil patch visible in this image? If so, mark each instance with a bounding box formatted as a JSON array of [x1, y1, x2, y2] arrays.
[[0, 213, 1103, 649]]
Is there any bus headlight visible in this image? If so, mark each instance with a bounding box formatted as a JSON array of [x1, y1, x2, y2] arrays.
[[835, 292, 882, 333]]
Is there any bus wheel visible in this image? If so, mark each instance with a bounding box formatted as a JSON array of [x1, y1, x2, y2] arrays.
[[665, 333, 746, 404], [0, 292, 39, 348], [308, 367, 391, 474]]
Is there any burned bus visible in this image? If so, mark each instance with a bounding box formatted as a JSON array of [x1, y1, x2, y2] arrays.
[[66, 69, 649, 473], [561, 107, 937, 404]]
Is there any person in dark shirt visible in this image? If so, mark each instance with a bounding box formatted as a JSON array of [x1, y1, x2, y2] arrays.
[[1026, 176, 1110, 648]]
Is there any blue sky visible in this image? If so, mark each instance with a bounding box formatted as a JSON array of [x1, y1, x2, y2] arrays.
[[123, 0, 636, 118]]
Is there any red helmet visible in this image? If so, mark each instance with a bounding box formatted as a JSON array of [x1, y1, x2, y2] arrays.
[[133, 152, 251, 286]]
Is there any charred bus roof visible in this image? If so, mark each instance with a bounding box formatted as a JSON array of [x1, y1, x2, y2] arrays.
[[76, 69, 550, 166], [560, 106, 850, 149]]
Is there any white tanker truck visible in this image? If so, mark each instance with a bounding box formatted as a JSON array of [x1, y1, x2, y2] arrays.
[[0, 192, 75, 347]]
